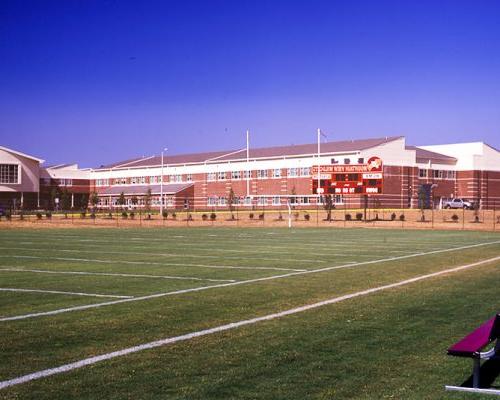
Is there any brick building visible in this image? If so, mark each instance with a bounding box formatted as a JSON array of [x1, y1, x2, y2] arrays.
[[1, 137, 499, 211]]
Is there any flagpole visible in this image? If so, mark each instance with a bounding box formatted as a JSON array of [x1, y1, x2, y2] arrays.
[[317, 128, 321, 197], [246, 129, 250, 197]]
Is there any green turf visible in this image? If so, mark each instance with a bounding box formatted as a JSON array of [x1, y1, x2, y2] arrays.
[[0, 227, 498, 399]]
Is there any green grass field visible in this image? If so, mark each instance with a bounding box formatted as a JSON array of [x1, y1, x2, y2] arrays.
[[0, 227, 499, 399]]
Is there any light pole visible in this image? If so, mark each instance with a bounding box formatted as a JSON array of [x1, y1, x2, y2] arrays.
[[160, 147, 168, 216]]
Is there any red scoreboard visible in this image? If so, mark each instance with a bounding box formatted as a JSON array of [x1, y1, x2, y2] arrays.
[[311, 156, 383, 195]]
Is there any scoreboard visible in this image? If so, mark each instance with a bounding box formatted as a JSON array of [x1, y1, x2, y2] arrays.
[[311, 156, 383, 195]]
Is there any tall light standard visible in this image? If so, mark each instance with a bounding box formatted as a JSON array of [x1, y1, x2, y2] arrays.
[[160, 147, 168, 216]]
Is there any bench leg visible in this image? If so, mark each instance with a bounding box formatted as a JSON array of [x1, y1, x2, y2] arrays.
[[472, 358, 481, 388]]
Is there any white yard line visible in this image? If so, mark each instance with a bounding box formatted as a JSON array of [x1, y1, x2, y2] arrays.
[[1, 254, 499, 390], [0, 246, 323, 264], [0, 288, 133, 299], [0, 268, 236, 283], [0, 255, 305, 272], [1, 240, 498, 323]]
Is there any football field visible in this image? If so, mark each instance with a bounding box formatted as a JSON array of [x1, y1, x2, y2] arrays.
[[0, 227, 499, 399]]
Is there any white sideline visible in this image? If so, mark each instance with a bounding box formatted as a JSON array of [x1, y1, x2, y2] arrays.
[[0, 255, 305, 272], [0, 268, 236, 283], [0, 288, 133, 299], [0, 240, 498, 322], [1, 255, 499, 390]]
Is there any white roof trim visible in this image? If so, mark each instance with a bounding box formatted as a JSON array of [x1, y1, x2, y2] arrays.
[[0, 145, 45, 163]]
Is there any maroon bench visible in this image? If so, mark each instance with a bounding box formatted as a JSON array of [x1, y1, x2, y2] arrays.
[[446, 313, 500, 392]]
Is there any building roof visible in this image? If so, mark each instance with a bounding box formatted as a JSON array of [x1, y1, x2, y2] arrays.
[[406, 146, 457, 164], [0, 145, 45, 163], [97, 183, 193, 196], [96, 136, 403, 170]]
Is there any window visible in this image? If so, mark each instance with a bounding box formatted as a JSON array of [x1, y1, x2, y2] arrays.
[[207, 172, 216, 181], [257, 170, 267, 179], [357, 158, 364, 164], [59, 179, 72, 186], [149, 176, 160, 184], [217, 171, 226, 180], [419, 169, 428, 178], [219, 197, 227, 206], [272, 196, 281, 205], [300, 167, 310, 176], [115, 178, 127, 185], [231, 171, 241, 180], [272, 169, 281, 178], [138, 177, 146, 184], [0, 164, 19, 184], [302, 197, 310, 204], [243, 170, 252, 179], [207, 196, 217, 206], [131, 177, 137, 184], [170, 174, 182, 182], [331, 158, 339, 164], [288, 168, 298, 177], [344, 158, 351, 164], [244, 196, 252, 205], [186, 174, 193, 182], [257, 197, 267, 205]]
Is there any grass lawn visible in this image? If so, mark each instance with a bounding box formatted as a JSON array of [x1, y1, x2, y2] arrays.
[[0, 227, 498, 399]]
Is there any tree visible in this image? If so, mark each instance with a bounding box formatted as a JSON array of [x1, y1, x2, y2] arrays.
[[323, 194, 334, 221], [144, 188, 152, 211], [131, 195, 138, 207], [60, 188, 71, 210], [227, 187, 236, 217], [90, 191, 99, 210], [117, 192, 126, 208], [289, 186, 297, 208]]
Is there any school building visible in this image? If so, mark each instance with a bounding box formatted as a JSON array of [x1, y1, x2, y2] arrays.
[[1, 136, 499, 211]]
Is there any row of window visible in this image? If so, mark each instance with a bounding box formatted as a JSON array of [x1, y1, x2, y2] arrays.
[[419, 169, 456, 179]]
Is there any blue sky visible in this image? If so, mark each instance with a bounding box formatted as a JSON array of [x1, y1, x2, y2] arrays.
[[1, 0, 499, 167]]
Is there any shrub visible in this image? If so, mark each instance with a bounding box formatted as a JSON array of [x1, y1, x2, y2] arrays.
[[355, 213, 363, 221], [294, 212, 299, 221], [108, 212, 113, 219], [162, 210, 169, 219], [146, 213, 151, 220], [399, 214, 405, 221], [451, 214, 459, 222], [36, 212, 43, 220], [278, 213, 283, 221], [345, 213, 352, 221], [374, 213, 379, 221], [64, 213, 68, 219], [210, 213, 216, 221], [129, 212, 135, 219], [80, 212, 86, 219], [258, 213, 265, 220], [202, 214, 208, 221], [90, 212, 96, 219], [304, 213, 310, 221], [391, 213, 396, 221], [249, 213, 254, 220], [45, 212, 52, 219], [121, 211, 128, 219], [19, 212, 24, 220], [187, 214, 193, 221], [171, 212, 177, 219]]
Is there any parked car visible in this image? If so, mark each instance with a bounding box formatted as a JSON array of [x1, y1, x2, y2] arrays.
[[442, 198, 474, 209]]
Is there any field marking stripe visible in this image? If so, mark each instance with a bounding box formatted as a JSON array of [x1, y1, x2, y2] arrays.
[[0, 268, 236, 283], [0, 288, 133, 299], [1, 255, 499, 390], [0, 240, 498, 322], [0, 255, 305, 272], [0, 245, 323, 264]]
